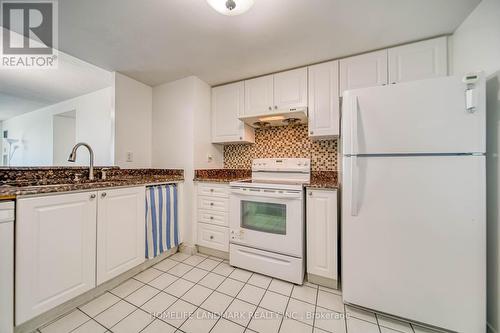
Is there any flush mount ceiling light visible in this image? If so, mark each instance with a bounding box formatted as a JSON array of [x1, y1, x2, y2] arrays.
[[207, 0, 254, 16]]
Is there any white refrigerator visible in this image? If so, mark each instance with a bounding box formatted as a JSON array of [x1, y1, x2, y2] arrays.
[[341, 74, 486, 333]]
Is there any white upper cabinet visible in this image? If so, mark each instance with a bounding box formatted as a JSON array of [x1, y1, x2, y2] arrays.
[[388, 37, 447, 84], [16, 192, 97, 325], [308, 61, 340, 139], [340, 49, 388, 96], [244, 74, 274, 116], [212, 82, 255, 144], [244, 68, 308, 116], [96, 187, 145, 285], [274, 67, 308, 110]]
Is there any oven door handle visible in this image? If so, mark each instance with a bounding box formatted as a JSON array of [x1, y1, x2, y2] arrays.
[[230, 188, 302, 199]]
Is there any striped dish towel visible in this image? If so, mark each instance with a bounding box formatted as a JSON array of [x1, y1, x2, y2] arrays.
[[145, 184, 179, 259]]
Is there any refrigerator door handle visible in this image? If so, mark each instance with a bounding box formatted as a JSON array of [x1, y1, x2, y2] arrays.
[[350, 96, 359, 155], [350, 156, 359, 216]]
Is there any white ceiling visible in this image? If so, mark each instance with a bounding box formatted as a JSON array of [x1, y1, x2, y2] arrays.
[[58, 0, 481, 86]]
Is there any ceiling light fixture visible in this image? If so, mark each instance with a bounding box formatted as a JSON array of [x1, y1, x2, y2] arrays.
[[206, 0, 254, 16]]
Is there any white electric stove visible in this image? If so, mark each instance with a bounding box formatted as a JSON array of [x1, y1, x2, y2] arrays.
[[229, 158, 310, 284]]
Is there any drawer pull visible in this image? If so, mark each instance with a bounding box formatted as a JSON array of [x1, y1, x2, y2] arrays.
[[210, 235, 214, 240], [210, 216, 214, 220], [210, 189, 214, 192], [210, 202, 214, 206]]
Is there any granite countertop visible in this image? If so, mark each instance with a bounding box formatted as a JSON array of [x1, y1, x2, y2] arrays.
[[194, 169, 339, 189], [194, 169, 251, 183], [306, 171, 339, 189], [0, 168, 184, 198]]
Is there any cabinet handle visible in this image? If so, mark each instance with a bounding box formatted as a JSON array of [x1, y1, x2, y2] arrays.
[[210, 235, 214, 240], [268, 106, 272, 110], [210, 216, 214, 220], [309, 192, 313, 196], [239, 136, 243, 140], [90, 194, 96, 199], [274, 105, 278, 110], [210, 189, 214, 192], [310, 131, 314, 135], [391, 82, 396, 85], [101, 192, 107, 198], [210, 202, 214, 206]]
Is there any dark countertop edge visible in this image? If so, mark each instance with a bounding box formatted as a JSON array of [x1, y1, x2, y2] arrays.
[[304, 184, 339, 190], [0, 177, 184, 198], [194, 178, 339, 189], [193, 178, 250, 183]]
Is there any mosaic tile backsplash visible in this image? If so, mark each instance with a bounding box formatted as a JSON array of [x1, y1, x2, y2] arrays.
[[223, 124, 338, 171]]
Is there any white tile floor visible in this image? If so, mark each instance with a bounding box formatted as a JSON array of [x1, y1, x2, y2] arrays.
[[35, 253, 445, 333]]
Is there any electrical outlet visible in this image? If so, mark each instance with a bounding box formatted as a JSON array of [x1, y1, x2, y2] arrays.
[[126, 151, 133, 162]]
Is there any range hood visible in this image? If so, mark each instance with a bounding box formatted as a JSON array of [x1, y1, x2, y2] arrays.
[[238, 107, 308, 128]]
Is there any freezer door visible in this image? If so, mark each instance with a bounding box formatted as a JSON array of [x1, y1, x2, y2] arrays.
[[342, 155, 486, 333], [342, 75, 486, 155]]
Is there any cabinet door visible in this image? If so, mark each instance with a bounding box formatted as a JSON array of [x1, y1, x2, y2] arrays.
[[389, 37, 447, 84], [97, 187, 145, 285], [16, 192, 97, 325], [212, 82, 255, 144], [244, 74, 274, 116], [340, 50, 388, 96], [308, 61, 339, 139], [306, 190, 338, 280], [274, 68, 308, 110]]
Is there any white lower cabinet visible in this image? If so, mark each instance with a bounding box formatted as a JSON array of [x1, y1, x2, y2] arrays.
[[197, 223, 229, 252], [16, 186, 146, 325], [97, 187, 145, 285], [306, 189, 338, 288], [196, 182, 230, 253], [16, 191, 98, 325]]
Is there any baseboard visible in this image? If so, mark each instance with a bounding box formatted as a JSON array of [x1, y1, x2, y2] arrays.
[[488, 322, 499, 333], [197, 245, 229, 260], [307, 273, 339, 289], [15, 247, 178, 333], [179, 242, 197, 255]]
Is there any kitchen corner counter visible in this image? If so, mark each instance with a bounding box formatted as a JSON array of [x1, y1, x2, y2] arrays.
[[0, 168, 184, 198], [306, 171, 339, 189], [194, 169, 251, 183]]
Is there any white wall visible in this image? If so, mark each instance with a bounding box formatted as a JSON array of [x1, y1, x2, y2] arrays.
[[451, 0, 500, 332], [193, 77, 224, 168], [53, 111, 76, 166], [152, 76, 223, 245], [2, 87, 114, 166], [114, 72, 153, 168]]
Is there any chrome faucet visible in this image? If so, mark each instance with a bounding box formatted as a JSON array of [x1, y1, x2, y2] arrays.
[[68, 142, 94, 181]]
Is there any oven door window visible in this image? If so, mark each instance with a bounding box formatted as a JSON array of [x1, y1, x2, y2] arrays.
[[241, 201, 286, 235]]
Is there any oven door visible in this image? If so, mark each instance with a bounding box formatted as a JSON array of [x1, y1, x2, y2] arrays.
[[229, 187, 304, 258]]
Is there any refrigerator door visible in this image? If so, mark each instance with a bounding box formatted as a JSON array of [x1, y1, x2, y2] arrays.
[[342, 75, 486, 155], [342, 155, 485, 333]]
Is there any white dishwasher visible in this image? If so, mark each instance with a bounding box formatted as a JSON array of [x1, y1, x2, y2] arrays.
[[0, 201, 14, 333]]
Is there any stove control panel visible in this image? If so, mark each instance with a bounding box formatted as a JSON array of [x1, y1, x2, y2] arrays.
[[230, 229, 245, 241], [252, 158, 310, 172]]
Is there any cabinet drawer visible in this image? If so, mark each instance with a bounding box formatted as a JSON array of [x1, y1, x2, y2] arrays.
[[198, 184, 229, 198], [197, 223, 229, 252], [198, 209, 228, 227], [198, 196, 228, 212]]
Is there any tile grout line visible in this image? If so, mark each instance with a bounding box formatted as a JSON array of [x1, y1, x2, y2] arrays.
[[206, 270, 254, 333], [312, 284, 320, 332], [153, 256, 236, 332]]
